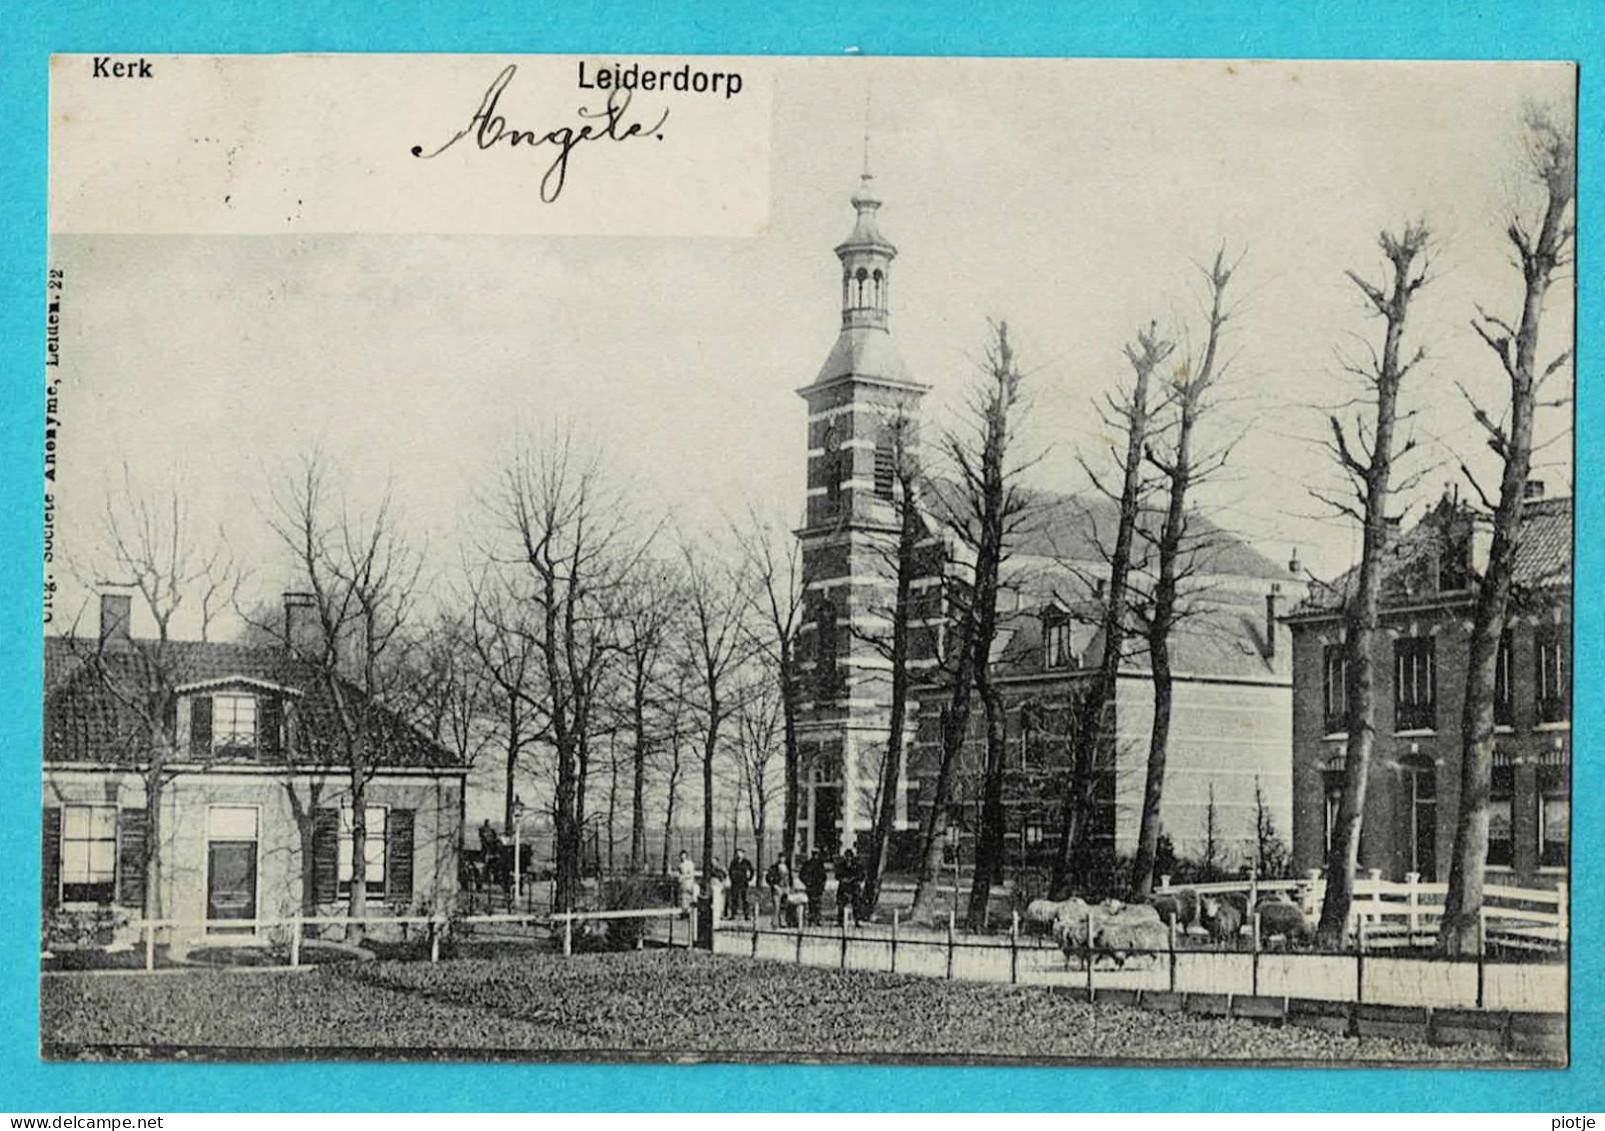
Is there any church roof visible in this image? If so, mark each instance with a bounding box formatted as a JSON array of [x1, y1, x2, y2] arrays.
[[814, 325, 914, 386]]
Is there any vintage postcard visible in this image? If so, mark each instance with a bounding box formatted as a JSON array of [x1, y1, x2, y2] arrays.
[[40, 53, 1573, 1066]]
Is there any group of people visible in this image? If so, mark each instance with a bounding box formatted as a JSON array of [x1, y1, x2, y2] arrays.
[[763, 848, 864, 928], [674, 846, 868, 928], [675, 848, 759, 922]]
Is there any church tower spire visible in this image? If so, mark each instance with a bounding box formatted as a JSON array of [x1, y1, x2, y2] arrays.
[[792, 170, 930, 859]]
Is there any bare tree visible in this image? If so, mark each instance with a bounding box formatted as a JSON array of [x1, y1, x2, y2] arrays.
[[679, 538, 751, 882], [733, 663, 784, 878], [1053, 324, 1171, 891], [907, 322, 1032, 927], [485, 430, 636, 912], [734, 507, 806, 867], [850, 412, 924, 920], [269, 453, 424, 925], [464, 563, 548, 839], [62, 467, 241, 920], [619, 558, 680, 872], [1130, 250, 1240, 897], [1441, 108, 1574, 954], [1311, 223, 1433, 947]]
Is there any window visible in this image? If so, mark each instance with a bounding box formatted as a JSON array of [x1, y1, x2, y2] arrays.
[[338, 806, 387, 895], [1024, 823, 1044, 847], [1017, 701, 1040, 769], [1493, 632, 1514, 728], [1486, 765, 1514, 868], [61, 804, 117, 903], [1538, 766, 1568, 868], [813, 598, 839, 699], [873, 441, 896, 501], [1043, 613, 1073, 670], [1536, 629, 1568, 724], [1322, 770, 1345, 855], [213, 694, 257, 753], [1394, 636, 1436, 732], [1322, 644, 1348, 733]]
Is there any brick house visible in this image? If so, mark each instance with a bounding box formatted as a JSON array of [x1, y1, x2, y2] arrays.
[[1284, 489, 1571, 888], [43, 591, 467, 939], [899, 497, 1301, 872]]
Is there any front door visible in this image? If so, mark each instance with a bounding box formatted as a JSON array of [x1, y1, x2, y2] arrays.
[[812, 785, 841, 858], [1409, 766, 1437, 879], [207, 841, 257, 934]]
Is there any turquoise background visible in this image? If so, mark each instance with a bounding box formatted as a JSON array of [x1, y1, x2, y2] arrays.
[[2, 0, 1598, 1112]]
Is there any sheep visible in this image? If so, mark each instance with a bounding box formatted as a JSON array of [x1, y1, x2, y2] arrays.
[[1146, 887, 1199, 931], [1092, 902, 1168, 968], [1199, 893, 1244, 946], [1254, 893, 1313, 947], [1029, 896, 1094, 939]]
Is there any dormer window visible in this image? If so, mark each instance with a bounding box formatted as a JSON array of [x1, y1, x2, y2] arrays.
[[180, 682, 287, 759], [1042, 610, 1073, 670], [213, 694, 257, 752]]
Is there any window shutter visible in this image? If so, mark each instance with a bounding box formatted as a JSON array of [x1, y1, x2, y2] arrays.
[[386, 809, 415, 903], [259, 696, 283, 759], [42, 807, 61, 912], [313, 808, 340, 905], [189, 695, 213, 756], [117, 808, 148, 910]]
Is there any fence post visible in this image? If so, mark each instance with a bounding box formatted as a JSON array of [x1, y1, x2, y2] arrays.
[[1356, 915, 1367, 1004], [795, 919, 804, 966], [563, 915, 573, 958], [1159, 874, 1171, 894], [430, 916, 441, 963], [1084, 909, 1095, 997], [144, 921, 155, 972], [1404, 872, 1420, 945], [891, 908, 900, 974], [1168, 914, 1177, 994], [751, 914, 759, 958], [840, 922, 849, 970], [290, 916, 302, 968], [1251, 910, 1261, 996], [1476, 914, 1487, 1010], [1010, 911, 1019, 985], [946, 911, 956, 980]]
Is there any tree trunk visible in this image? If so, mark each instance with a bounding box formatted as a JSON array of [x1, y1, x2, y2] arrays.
[[779, 643, 801, 869], [1131, 636, 1172, 898], [859, 473, 919, 921], [142, 768, 165, 920], [630, 687, 649, 873], [701, 705, 719, 882], [1315, 227, 1428, 948], [965, 669, 1007, 928], [910, 643, 976, 923]]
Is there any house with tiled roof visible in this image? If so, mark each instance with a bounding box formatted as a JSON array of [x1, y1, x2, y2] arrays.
[[1284, 486, 1571, 888], [43, 591, 467, 940]]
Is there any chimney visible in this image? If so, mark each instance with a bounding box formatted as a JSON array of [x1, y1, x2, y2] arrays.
[[1524, 479, 1545, 501], [99, 588, 132, 645], [283, 592, 319, 657], [1288, 548, 1302, 576], [1264, 583, 1281, 660]]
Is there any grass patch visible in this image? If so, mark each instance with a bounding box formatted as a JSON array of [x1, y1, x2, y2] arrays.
[[42, 949, 1522, 1064]]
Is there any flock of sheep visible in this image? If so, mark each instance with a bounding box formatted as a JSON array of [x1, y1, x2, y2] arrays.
[[1024, 888, 1317, 969]]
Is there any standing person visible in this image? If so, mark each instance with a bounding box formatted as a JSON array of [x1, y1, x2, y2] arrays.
[[835, 848, 863, 927], [728, 848, 755, 920], [801, 850, 828, 927], [709, 857, 730, 923], [478, 819, 504, 891], [764, 857, 790, 925], [676, 849, 699, 916]]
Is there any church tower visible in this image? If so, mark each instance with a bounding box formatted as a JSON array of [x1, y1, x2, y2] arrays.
[[794, 171, 929, 856]]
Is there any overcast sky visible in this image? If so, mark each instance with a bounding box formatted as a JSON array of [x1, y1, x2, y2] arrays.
[[50, 56, 1575, 640]]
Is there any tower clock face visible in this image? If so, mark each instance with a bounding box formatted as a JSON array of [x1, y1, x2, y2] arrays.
[[823, 423, 841, 454]]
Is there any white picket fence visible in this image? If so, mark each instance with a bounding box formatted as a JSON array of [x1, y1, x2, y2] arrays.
[[1156, 869, 1568, 950]]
